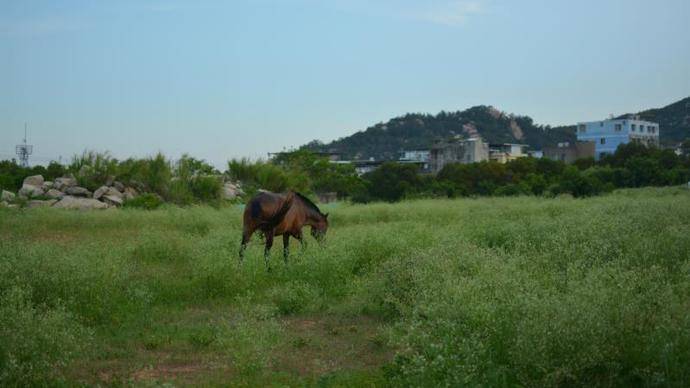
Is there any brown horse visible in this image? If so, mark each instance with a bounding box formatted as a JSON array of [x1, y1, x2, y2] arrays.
[[239, 191, 329, 269]]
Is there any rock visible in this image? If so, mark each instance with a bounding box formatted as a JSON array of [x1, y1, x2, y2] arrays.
[[105, 176, 115, 186], [45, 189, 65, 199], [93, 186, 109, 200], [42, 181, 54, 191], [19, 184, 44, 198], [7, 204, 19, 209], [123, 187, 138, 201], [103, 195, 123, 207], [0, 201, 8, 208], [54, 176, 78, 191], [23, 175, 44, 187], [113, 181, 125, 192], [1, 190, 15, 202], [27, 199, 57, 208], [223, 182, 244, 200], [65, 186, 92, 197], [53, 196, 108, 210], [106, 187, 123, 198]]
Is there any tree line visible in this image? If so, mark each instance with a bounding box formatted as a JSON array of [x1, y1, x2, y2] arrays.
[[2, 142, 689, 206]]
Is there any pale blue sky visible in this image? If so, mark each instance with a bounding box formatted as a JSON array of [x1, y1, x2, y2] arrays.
[[1, 0, 689, 167]]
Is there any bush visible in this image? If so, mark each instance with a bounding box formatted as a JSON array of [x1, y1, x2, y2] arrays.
[[0, 286, 91, 386], [267, 281, 320, 315], [124, 193, 164, 210]]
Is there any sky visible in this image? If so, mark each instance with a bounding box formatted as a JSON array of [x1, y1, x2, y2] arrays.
[[1, 0, 689, 168]]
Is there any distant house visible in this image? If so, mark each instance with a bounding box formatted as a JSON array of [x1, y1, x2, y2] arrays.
[[399, 149, 430, 172], [543, 142, 596, 164], [331, 159, 385, 176], [576, 117, 659, 160], [488, 143, 529, 164], [268, 150, 342, 161], [430, 137, 489, 173]]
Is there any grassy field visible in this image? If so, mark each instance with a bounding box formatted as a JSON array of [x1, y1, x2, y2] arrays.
[[1, 187, 689, 387]]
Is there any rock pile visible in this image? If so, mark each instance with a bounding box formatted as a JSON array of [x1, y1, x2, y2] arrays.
[[1, 174, 140, 210]]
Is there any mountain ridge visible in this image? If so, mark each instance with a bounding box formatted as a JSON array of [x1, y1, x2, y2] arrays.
[[302, 96, 690, 160]]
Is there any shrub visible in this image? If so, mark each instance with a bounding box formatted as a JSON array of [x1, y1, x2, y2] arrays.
[[267, 281, 319, 315], [124, 193, 164, 210], [0, 286, 91, 386]]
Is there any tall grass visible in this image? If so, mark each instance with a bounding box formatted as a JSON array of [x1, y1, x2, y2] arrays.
[[0, 187, 688, 386]]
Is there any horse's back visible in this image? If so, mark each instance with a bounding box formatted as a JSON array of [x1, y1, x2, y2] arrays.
[[243, 191, 290, 228]]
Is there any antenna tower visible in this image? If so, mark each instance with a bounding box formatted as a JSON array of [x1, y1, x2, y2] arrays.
[[15, 123, 33, 168]]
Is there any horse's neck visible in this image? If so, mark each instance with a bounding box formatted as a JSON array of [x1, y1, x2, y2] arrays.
[[303, 207, 323, 225]]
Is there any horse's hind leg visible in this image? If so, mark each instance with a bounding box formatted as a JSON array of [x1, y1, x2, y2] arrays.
[[264, 230, 274, 271], [283, 234, 290, 264], [239, 227, 254, 263]]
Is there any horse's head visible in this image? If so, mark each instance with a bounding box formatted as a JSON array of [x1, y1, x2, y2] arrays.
[[311, 213, 329, 242]]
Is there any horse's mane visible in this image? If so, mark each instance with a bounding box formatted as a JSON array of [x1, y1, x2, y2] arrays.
[[294, 192, 324, 216]]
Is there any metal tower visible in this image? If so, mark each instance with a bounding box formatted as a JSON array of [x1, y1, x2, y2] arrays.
[[15, 123, 33, 168]]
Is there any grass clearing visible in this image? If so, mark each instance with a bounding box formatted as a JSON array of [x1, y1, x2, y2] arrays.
[[1, 187, 689, 386]]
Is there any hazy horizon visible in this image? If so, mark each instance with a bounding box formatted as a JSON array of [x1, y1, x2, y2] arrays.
[[2, 0, 689, 168]]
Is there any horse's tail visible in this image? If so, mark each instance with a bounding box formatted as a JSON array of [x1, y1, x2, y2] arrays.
[[267, 191, 294, 228]]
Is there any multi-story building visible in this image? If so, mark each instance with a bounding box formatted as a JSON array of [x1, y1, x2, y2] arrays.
[[430, 137, 489, 173], [489, 143, 528, 164], [543, 141, 596, 164], [576, 118, 659, 160]]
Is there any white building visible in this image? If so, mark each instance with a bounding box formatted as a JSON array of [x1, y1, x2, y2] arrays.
[[399, 150, 430, 163], [576, 117, 659, 160]]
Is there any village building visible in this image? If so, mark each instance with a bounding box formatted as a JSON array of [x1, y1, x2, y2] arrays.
[[430, 137, 489, 173], [488, 143, 529, 164], [399, 149, 431, 172], [576, 117, 659, 160], [543, 141, 596, 163]]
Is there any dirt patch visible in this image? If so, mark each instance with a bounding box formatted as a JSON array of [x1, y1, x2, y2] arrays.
[[273, 315, 393, 377]]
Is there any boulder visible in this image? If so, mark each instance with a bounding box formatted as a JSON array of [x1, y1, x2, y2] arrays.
[[223, 182, 244, 200], [123, 187, 138, 201], [113, 181, 125, 192], [106, 187, 123, 199], [54, 176, 78, 191], [27, 199, 57, 208], [45, 189, 65, 199], [105, 175, 115, 186], [65, 186, 92, 197], [23, 175, 44, 187], [93, 186, 109, 200], [103, 194, 123, 207], [1, 190, 15, 202], [53, 196, 108, 210], [42, 181, 54, 191], [19, 184, 44, 198]]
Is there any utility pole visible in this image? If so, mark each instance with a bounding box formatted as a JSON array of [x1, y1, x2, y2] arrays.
[[15, 123, 33, 167]]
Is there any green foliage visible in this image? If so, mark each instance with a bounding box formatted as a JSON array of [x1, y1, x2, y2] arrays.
[[123, 193, 164, 209], [304, 106, 577, 160], [0, 189, 689, 385], [0, 286, 91, 386], [362, 162, 422, 202], [0, 159, 65, 192]]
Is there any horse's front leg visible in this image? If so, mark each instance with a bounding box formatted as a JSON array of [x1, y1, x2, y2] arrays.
[[283, 234, 290, 264], [295, 230, 306, 251], [264, 230, 274, 271], [239, 227, 254, 263]]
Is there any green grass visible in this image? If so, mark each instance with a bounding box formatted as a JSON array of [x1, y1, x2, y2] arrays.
[[1, 187, 689, 386]]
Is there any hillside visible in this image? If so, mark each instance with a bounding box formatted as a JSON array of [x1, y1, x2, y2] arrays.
[[304, 97, 690, 160], [617, 96, 690, 145]]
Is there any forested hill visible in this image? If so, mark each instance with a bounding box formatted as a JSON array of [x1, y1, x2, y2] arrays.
[[302, 106, 576, 160], [303, 96, 690, 160], [617, 96, 690, 145]]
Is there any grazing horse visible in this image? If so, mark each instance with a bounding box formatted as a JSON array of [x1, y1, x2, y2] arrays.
[[239, 191, 329, 269]]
